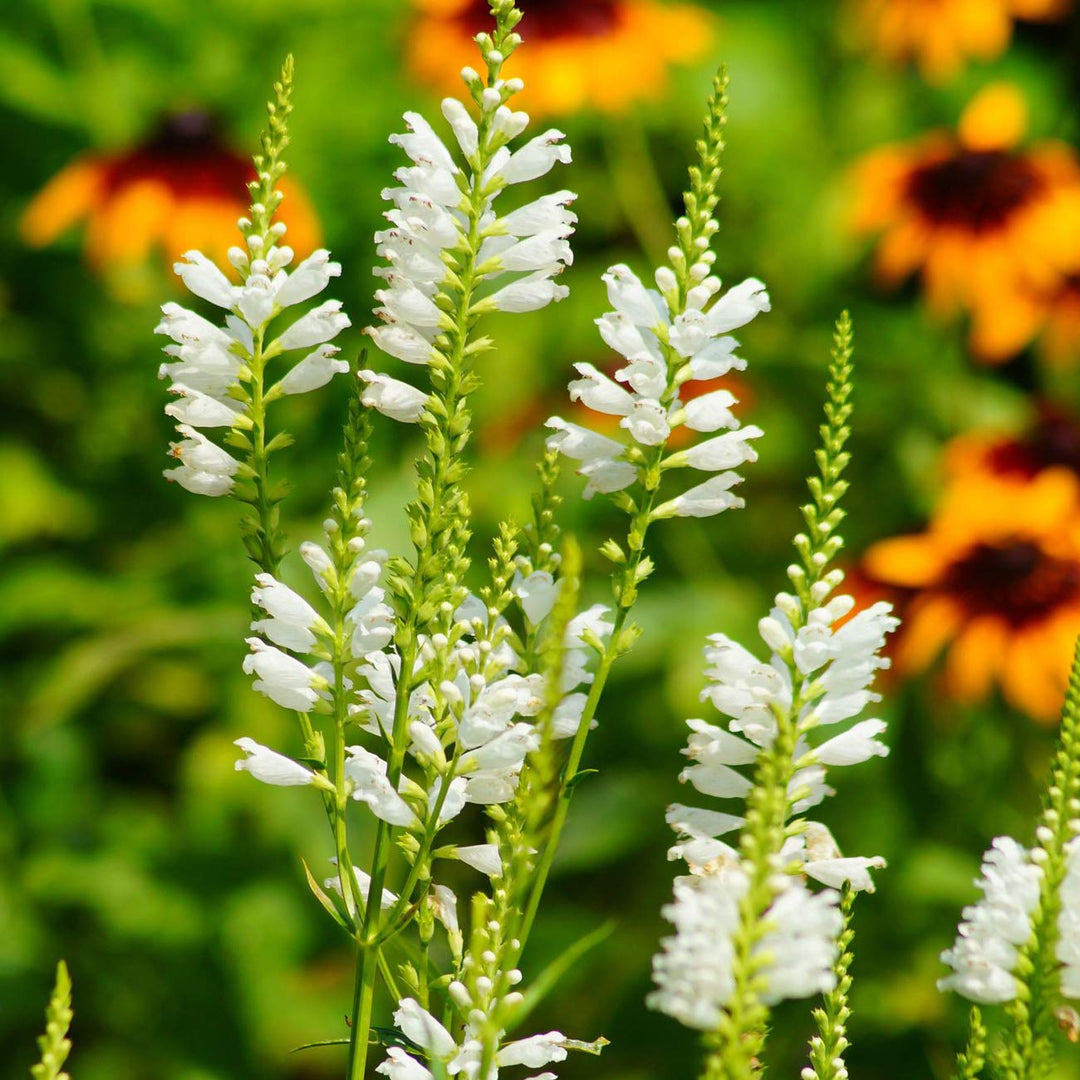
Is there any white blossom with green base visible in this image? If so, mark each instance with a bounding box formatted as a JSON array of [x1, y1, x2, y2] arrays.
[[155, 57, 349, 574]]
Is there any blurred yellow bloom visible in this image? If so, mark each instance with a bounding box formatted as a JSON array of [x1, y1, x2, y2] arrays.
[[851, 0, 1073, 82], [21, 111, 320, 277], [407, 0, 715, 118], [851, 83, 1080, 363], [863, 465, 1080, 721]]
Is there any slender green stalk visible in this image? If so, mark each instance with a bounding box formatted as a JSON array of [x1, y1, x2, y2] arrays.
[[32, 961, 73, 1080], [997, 638, 1080, 1080], [700, 313, 856, 1080], [807, 885, 856, 1080], [348, 11, 527, 1072], [952, 1008, 988, 1080]]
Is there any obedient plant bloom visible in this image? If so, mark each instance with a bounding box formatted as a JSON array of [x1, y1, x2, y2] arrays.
[[549, 74, 768, 548], [851, 82, 1080, 363], [362, 61, 574, 393], [152, 61, 350, 575], [650, 869, 843, 1029], [376, 998, 568, 1080], [938, 641, 1080, 1077], [851, 0, 1072, 82], [649, 316, 897, 1080], [939, 837, 1044, 1004], [22, 110, 320, 276], [406, 0, 715, 118], [863, 465, 1080, 721]]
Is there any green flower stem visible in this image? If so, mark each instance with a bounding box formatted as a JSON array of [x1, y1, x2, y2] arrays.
[[807, 884, 856, 1080], [701, 314, 856, 1080], [516, 480, 660, 953], [243, 325, 285, 574], [952, 1008, 988, 1080], [999, 637, 1080, 1080], [32, 960, 73, 1080]]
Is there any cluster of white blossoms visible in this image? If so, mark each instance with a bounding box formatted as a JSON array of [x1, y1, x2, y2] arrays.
[[648, 868, 842, 1030], [360, 79, 574, 420], [376, 997, 567, 1080], [547, 260, 768, 513], [939, 835, 1080, 1005], [233, 525, 610, 880], [156, 242, 350, 495], [665, 578, 897, 891]]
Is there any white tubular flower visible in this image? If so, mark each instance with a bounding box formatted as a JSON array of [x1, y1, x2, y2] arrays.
[[512, 570, 559, 625], [449, 843, 503, 877], [551, 251, 768, 510], [756, 882, 842, 1005], [376, 1047, 433, 1080], [165, 424, 242, 496], [242, 638, 325, 712], [497, 1032, 568, 1068], [394, 999, 457, 1061], [652, 473, 745, 519], [324, 861, 398, 909], [345, 746, 418, 827], [274, 344, 349, 395], [364, 89, 574, 390], [158, 228, 348, 498], [1058, 838, 1080, 998], [358, 370, 429, 423], [648, 870, 745, 1030], [250, 573, 329, 652], [649, 872, 840, 1031], [275, 299, 350, 350], [939, 837, 1043, 1004], [233, 737, 315, 786]]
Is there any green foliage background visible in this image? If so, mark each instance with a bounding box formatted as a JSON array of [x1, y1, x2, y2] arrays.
[[3, 1, 1080, 1077]]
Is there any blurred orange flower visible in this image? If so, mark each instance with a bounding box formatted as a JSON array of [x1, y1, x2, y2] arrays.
[[946, 406, 1080, 483], [407, 0, 715, 118], [851, 0, 1072, 82], [851, 83, 1080, 363], [21, 111, 319, 276], [862, 466, 1080, 721]]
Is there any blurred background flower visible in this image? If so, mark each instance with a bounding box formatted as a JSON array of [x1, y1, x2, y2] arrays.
[[407, 0, 715, 117], [4, 1, 1080, 1079], [20, 110, 320, 296], [849, 0, 1073, 82], [851, 81, 1080, 363]]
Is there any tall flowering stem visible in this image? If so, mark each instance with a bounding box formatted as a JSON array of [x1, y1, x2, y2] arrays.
[[537, 67, 769, 952], [351, 1, 575, 1073], [952, 1008, 988, 1080], [32, 961, 73, 1080], [645, 313, 896, 1079], [805, 884, 855, 1080], [155, 55, 349, 575], [939, 639, 1080, 1078]]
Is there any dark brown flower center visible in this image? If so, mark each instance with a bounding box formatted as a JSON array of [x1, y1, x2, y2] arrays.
[[462, 0, 622, 39], [906, 150, 1043, 232], [985, 410, 1080, 479], [945, 540, 1080, 624], [105, 111, 251, 198]]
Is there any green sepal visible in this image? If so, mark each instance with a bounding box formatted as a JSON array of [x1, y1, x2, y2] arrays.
[[300, 858, 352, 932]]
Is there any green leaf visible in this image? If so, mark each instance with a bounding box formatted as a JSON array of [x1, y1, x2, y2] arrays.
[[504, 921, 615, 1028]]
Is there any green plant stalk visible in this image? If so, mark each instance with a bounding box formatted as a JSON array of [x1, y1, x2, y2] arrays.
[[998, 638, 1080, 1080], [348, 50, 517, 1076], [952, 1008, 988, 1080], [807, 884, 855, 1080], [32, 960, 73, 1080], [700, 314, 856, 1080]]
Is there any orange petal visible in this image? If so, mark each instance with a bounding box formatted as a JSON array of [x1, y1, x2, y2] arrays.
[[862, 534, 947, 587], [895, 594, 963, 674], [945, 616, 1008, 702], [958, 82, 1028, 152], [21, 157, 106, 247]]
